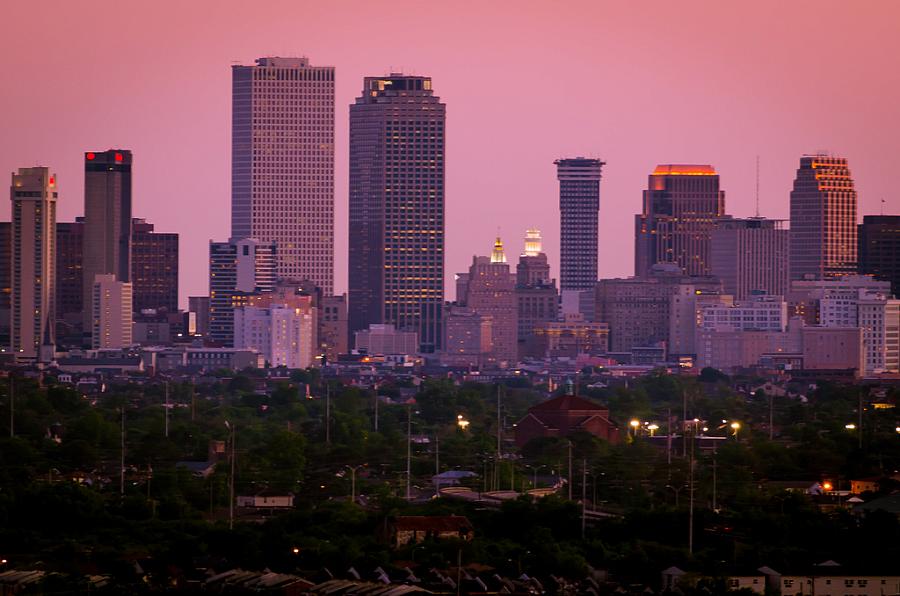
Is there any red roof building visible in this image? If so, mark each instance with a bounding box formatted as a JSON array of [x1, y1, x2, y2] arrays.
[[514, 394, 620, 447]]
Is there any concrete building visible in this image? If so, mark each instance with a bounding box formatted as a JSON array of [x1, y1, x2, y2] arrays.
[[208, 238, 276, 346], [858, 214, 900, 297], [699, 294, 788, 333], [556, 158, 604, 296], [790, 155, 857, 280], [188, 296, 210, 337], [10, 167, 57, 360], [787, 276, 891, 324], [82, 150, 132, 335], [231, 57, 335, 292], [669, 291, 733, 358], [595, 264, 722, 353], [354, 324, 418, 356], [348, 74, 445, 352], [132, 218, 178, 313], [234, 299, 316, 369], [319, 293, 348, 363], [858, 294, 900, 374], [635, 164, 725, 277], [533, 314, 609, 359], [91, 274, 133, 349], [459, 239, 519, 366], [711, 217, 789, 300], [516, 229, 559, 359], [443, 305, 492, 368], [0, 222, 10, 348]]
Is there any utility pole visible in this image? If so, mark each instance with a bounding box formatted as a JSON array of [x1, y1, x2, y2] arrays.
[[120, 406, 126, 499], [227, 421, 235, 530], [682, 390, 688, 457], [406, 406, 412, 500], [435, 433, 440, 476], [688, 421, 695, 555], [325, 383, 331, 445], [164, 381, 169, 439], [712, 442, 718, 512], [581, 459, 587, 539], [374, 383, 379, 432], [768, 392, 773, 441], [567, 441, 573, 500], [666, 407, 672, 478], [496, 385, 502, 459], [858, 392, 863, 449], [8, 375, 13, 438]]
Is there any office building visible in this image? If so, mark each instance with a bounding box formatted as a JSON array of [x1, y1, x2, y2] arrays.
[[55, 220, 84, 346], [10, 167, 57, 360], [787, 276, 891, 325], [231, 57, 335, 292], [459, 239, 518, 365], [234, 293, 316, 369], [595, 264, 722, 352], [91, 274, 133, 349], [515, 229, 559, 359], [349, 74, 445, 352], [354, 324, 419, 356], [789, 155, 857, 280], [0, 222, 10, 348], [699, 294, 788, 333], [634, 164, 725, 277], [556, 158, 604, 293], [132, 218, 178, 313], [208, 238, 276, 346], [83, 150, 132, 334], [711, 217, 789, 300], [319, 294, 348, 363], [858, 215, 900, 296], [188, 296, 210, 337], [443, 305, 493, 368], [533, 314, 609, 359]]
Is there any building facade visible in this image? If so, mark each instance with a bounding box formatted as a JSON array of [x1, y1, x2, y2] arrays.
[[55, 220, 84, 346], [711, 217, 789, 300], [10, 167, 57, 360], [91, 274, 133, 349], [556, 158, 604, 293], [231, 57, 335, 292], [132, 218, 178, 313], [234, 300, 316, 369], [516, 229, 559, 359], [858, 214, 900, 297], [354, 324, 419, 356], [789, 155, 857, 280], [442, 305, 492, 368], [634, 164, 725, 277], [208, 238, 276, 346], [348, 75, 445, 352], [83, 150, 132, 334]]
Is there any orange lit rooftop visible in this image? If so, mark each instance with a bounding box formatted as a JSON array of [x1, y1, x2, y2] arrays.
[[652, 164, 717, 176]]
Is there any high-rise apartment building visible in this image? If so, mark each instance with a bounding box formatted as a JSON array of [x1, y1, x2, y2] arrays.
[[858, 215, 900, 297], [349, 74, 445, 352], [10, 167, 57, 360], [556, 158, 604, 293], [83, 150, 132, 334], [208, 238, 276, 346], [9, 167, 59, 362], [0, 222, 10, 348], [711, 217, 789, 300], [789, 155, 857, 280], [234, 293, 316, 369], [231, 57, 335, 292], [635, 164, 725, 277], [91, 274, 133, 349], [132, 218, 178, 313]]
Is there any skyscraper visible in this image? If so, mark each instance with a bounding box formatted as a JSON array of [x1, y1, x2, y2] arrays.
[[83, 149, 132, 336], [208, 238, 276, 346], [231, 57, 335, 292], [515, 229, 559, 359], [132, 218, 178, 313], [55, 219, 84, 347], [91, 274, 133, 349], [556, 158, 604, 293], [858, 215, 900, 296], [349, 74, 445, 352], [789, 155, 857, 280], [634, 164, 725, 277], [710, 217, 789, 300], [10, 167, 57, 360]]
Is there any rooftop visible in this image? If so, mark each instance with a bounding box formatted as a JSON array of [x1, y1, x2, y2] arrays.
[[652, 164, 717, 176]]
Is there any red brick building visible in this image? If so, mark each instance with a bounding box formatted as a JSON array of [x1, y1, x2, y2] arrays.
[[514, 395, 620, 447]]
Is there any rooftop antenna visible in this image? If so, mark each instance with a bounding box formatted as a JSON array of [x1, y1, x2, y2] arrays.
[[881, 198, 885, 216], [755, 155, 760, 218]]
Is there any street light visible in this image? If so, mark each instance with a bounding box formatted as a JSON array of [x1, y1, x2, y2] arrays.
[[730, 421, 741, 440], [647, 424, 659, 436], [629, 419, 640, 437], [845, 423, 857, 430], [224, 420, 235, 530], [457, 414, 470, 431]]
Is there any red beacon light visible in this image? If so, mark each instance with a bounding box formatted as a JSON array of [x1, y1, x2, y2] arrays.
[[114, 152, 124, 162], [86, 152, 95, 160]]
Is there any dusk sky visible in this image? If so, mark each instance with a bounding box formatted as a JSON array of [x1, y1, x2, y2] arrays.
[[3, 0, 899, 307]]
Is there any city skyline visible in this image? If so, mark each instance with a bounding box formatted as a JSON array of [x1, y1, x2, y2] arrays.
[[2, 1, 899, 307]]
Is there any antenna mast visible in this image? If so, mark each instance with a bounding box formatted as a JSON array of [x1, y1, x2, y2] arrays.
[[755, 155, 760, 218]]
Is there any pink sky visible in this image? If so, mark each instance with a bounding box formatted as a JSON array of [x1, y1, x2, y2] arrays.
[[2, 0, 899, 307]]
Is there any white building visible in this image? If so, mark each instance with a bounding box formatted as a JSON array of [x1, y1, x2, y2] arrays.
[[234, 304, 315, 369], [92, 274, 133, 349], [354, 324, 419, 356], [700, 294, 788, 332]]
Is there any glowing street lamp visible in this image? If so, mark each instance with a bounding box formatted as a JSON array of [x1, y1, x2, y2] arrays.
[[457, 415, 470, 431], [845, 423, 857, 430], [730, 421, 741, 440], [630, 419, 640, 437], [647, 424, 659, 436]]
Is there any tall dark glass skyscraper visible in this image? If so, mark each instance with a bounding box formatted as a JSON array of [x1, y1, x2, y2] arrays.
[[349, 75, 445, 352], [634, 164, 725, 277], [556, 158, 604, 293], [858, 215, 900, 296], [82, 149, 132, 336], [789, 155, 857, 280]]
